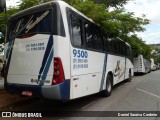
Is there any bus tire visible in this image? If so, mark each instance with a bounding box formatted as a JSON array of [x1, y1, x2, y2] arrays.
[[101, 74, 112, 97], [126, 70, 132, 82]]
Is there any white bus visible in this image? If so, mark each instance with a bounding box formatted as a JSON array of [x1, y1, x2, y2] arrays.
[[133, 54, 151, 74], [144, 58, 151, 73], [158, 63, 160, 69], [150, 58, 156, 71], [4, 1, 134, 100]]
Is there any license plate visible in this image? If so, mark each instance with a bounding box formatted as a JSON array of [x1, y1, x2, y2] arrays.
[[22, 91, 32, 96]]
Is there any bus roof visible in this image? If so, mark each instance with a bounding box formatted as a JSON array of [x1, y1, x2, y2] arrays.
[[125, 42, 131, 48], [58, 1, 93, 22], [8, 1, 93, 23], [8, 1, 57, 21]]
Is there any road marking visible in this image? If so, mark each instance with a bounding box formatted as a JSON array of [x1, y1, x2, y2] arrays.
[[148, 78, 160, 81], [81, 101, 96, 110], [136, 88, 160, 100]]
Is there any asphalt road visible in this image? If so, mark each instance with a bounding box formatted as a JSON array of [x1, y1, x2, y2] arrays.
[[1, 70, 160, 120]]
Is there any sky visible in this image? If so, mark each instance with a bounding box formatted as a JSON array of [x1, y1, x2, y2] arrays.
[[5, 0, 160, 44], [124, 0, 160, 44], [6, 0, 20, 7]]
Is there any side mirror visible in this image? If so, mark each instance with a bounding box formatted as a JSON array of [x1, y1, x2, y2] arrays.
[[0, 0, 6, 12]]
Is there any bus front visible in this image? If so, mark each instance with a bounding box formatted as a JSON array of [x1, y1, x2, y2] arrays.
[[4, 2, 69, 100]]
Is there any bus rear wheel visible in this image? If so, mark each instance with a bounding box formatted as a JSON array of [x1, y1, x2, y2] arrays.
[[126, 71, 132, 82], [101, 74, 112, 97]]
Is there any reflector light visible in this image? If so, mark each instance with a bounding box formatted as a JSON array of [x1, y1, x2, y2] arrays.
[[52, 57, 65, 85]]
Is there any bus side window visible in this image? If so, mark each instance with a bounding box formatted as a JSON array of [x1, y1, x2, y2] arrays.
[[71, 14, 84, 47], [119, 40, 125, 56], [92, 28, 102, 51], [85, 23, 93, 48], [126, 45, 131, 58], [103, 36, 108, 52], [115, 38, 120, 55], [125, 45, 128, 57], [122, 42, 126, 56], [106, 38, 115, 53]]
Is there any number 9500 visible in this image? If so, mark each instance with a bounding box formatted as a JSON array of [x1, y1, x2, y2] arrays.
[[73, 49, 88, 58]]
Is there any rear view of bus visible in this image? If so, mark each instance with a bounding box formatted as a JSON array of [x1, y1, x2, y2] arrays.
[[4, 2, 70, 100]]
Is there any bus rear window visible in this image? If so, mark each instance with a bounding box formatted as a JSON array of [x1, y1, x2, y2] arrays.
[[7, 9, 52, 41]]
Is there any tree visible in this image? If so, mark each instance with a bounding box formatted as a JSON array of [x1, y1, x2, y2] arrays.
[[122, 34, 151, 57], [19, 0, 51, 10], [0, 0, 151, 57], [0, 6, 19, 43], [64, 0, 150, 56], [64, 0, 130, 8], [71, 1, 149, 36], [91, 0, 130, 8]]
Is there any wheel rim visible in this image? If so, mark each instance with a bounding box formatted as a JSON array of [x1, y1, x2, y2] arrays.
[[130, 72, 131, 77], [107, 79, 111, 92], [129, 72, 132, 80]]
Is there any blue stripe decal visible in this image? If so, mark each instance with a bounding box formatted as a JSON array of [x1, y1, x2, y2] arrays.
[[6, 41, 13, 60], [5, 82, 43, 97], [38, 35, 53, 85], [39, 49, 54, 86], [41, 49, 53, 80], [5, 80, 70, 100], [60, 79, 70, 100], [6, 40, 15, 77], [100, 54, 108, 91]]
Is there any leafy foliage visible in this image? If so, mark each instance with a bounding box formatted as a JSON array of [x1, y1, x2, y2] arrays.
[[121, 34, 151, 58], [0, 6, 19, 43], [91, 0, 130, 8], [0, 0, 152, 57], [19, 0, 51, 10], [68, 0, 151, 57]]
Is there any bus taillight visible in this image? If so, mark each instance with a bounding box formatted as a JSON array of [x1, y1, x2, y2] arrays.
[[52, 57, 65, 85]]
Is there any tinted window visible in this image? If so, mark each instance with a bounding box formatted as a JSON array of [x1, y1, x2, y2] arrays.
[[106, 38, 115, 53], [92, 28, 102, 50], [71, 14, 84, 46], [121, 42, 126, 56], [8, 9, 52, 41], [103, 36, 107, 52], [126, 45, 131, 57], [115, 38, 120, 54], [115, 38, 126, 56], [85, 23, 93, 48]]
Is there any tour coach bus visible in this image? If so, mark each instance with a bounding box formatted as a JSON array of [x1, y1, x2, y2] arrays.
[[150, 58, 156, 71], [4, 1, 134, 100], [133, 54, 151, 74]]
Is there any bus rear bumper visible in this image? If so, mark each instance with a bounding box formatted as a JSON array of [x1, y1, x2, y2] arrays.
[[4, 79, 70, 100]]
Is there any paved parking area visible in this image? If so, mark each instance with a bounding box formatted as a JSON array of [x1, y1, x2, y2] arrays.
[[0, 77, 4, 89], [0, 78, 28, 109]]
